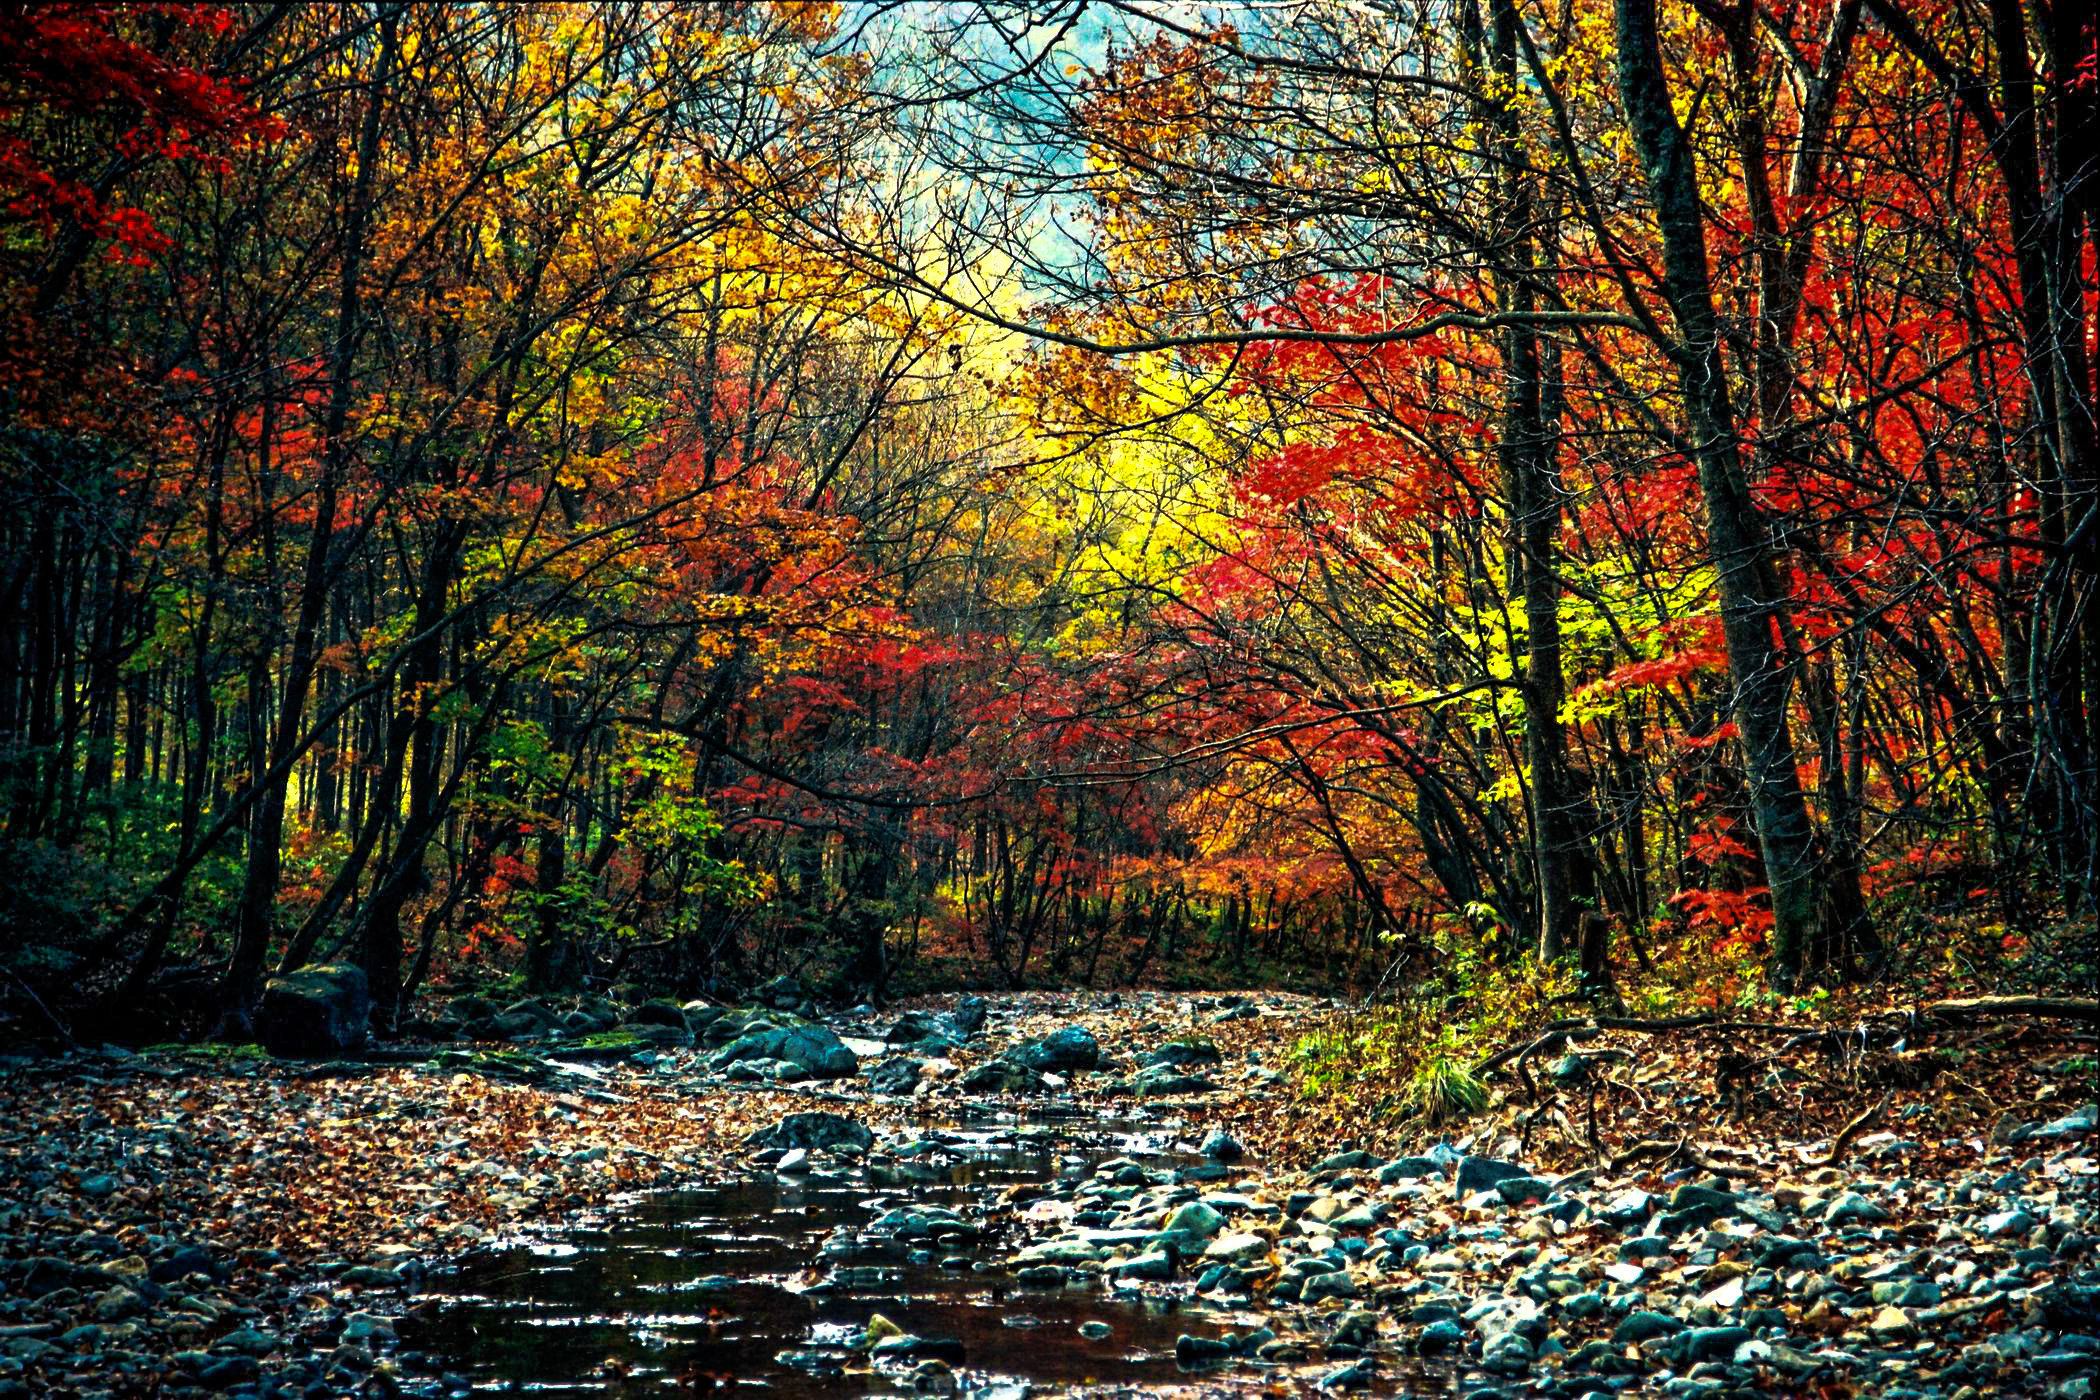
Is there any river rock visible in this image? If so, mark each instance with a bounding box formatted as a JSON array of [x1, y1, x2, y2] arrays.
[[1494, 1175, 1554, 1205], [867, 1058, 922, 1094], [1417, 1319, 1464, 1354], [1601, 1188, 1659, 1228], [1164, 1201, 1226, 1239], [711, 1023, 857, 1078], [626, 999, 690, 1033], [747, 1112, 874, 1152], [1301, 1270, 1356, 1302], [948, 995, 989, 1035], [1668, 1182, 1741, 1215], [1455, 1154, 1528, 1196], [960, 1059, 1046, 1093], [1319, 1355, 1374, 1388], [1205, 1233, 1272, 1265], [1377, 1156, 1444, 1184], [149, 1246, 225, 1285], [1823, 1191, 1889, 1226], [1614, 1310, 1683, 1344], [1015, 1237, 1104, 1266], [1013, 1025, 1100, 1071], [754, 975, 815, 1011], [1617, 1234, 1671, 1262], [1669, 1325, 1752, 1363], [257, 963, 371, 1056], [2012, 1103, 2097, 1141], [725, 1056, 809, 1083], [1145, 1039, 1222, 1068], [89, 1286, 141, 1321], [872, 1333, 965, 1363], [1314, 1148, 1383, 1172], [1112, 1249, 1175, 1279], [884, 1011, 962, 1049]]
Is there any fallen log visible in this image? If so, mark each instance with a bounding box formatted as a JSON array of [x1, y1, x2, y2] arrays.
[[1911, 995, 2100, 1026], [1476, 996, 2100, 1078]]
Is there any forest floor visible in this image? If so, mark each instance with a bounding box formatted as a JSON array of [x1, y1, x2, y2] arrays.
[[1, 988, 2094, 1399]]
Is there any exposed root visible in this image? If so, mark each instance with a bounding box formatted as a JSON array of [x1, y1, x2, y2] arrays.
[[1798, 1089, 1894, 1168]]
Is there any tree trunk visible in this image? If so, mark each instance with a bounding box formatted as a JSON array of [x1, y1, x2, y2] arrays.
[[1614, 0, 1837, 986], [224, 10, 398, 1022]]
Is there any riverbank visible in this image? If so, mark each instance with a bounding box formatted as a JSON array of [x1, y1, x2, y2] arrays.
[[1, 990, 2093, 1397]]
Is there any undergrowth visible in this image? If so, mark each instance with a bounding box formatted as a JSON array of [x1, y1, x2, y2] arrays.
[[1292, 917, 1578, 1128], [1290, 909, 2095, 1136]]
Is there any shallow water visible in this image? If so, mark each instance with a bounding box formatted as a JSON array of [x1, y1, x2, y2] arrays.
[[411, 1119, 1263, 1395]]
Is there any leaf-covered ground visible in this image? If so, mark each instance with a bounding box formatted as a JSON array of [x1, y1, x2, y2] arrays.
[[0, 990, 2093, 1398]]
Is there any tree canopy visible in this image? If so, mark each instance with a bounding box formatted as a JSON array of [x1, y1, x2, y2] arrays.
[[1, 0, 2091, 1043]]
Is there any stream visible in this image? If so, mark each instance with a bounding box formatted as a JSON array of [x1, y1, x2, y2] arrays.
[[409, 1117, 1264, 1396]]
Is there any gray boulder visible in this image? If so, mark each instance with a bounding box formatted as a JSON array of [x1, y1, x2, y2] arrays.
[[867, 1058, 922, 1094], [1013, 1024, 1100, 1071], [948, 995, 989, 1036], [1377, 1156, 1445, 1184], [2015, 1103, 2097, 1141], [1455, 1154, 1528, 1196], [1494, 1175, 1556, 1205], [710, 1022, 857, 1078], [884, 1011, 961, 1049], [724, 1057, 809, 1083], [961, 1058, 1047, 1093], [747, 1111, 875, 1152], [256, 964, 370, 1056]]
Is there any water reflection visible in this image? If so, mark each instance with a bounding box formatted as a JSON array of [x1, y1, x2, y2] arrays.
[[414, 1122, 1253, 1395]]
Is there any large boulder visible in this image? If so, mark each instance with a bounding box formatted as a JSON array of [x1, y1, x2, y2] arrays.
[[867, 1058, 923, 1095], [710, 1022, 857, 1079], [1455, 1154, 1529, 1196], [948, 995, 989, 1036], [698, 1007, 776, 1047], [883, 1011, 961, 1050], [1013, 1024, 1100, 1071], [257, 964, 371, 1057]]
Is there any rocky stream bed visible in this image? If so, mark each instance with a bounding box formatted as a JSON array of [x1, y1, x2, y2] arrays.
[[1, 987, 2094, 1399]]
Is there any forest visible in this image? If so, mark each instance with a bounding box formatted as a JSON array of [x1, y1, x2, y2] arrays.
[[2, 0, 2092, 1044], [0, 4, 2095, 1395]]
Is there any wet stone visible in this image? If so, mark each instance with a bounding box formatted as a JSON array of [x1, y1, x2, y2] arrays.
[[1417, 1319, 1465, 1354], [1012, 1025, 1101, 1072], [746, 1111, 873, 1152], [1824, 1191, 1891, 1227], [1615, 1310, 1685, 1344], [1619, 1234, 1672, 1262]]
